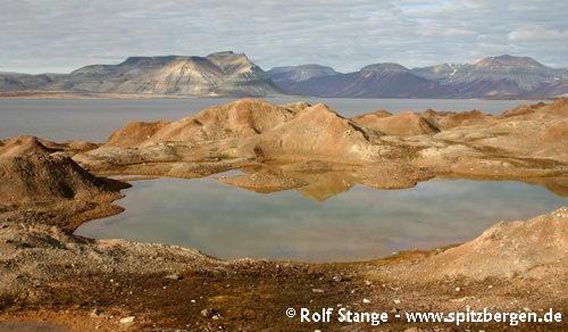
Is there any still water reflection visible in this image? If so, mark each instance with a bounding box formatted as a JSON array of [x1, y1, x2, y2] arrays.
[[75, 177, 566, 262]]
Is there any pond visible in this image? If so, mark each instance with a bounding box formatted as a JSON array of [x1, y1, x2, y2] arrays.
[[75, 177, 567, 262]]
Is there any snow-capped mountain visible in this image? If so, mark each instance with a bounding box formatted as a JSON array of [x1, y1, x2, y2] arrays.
[[411, 55, 567, 98], [270, 55, 568, 99]]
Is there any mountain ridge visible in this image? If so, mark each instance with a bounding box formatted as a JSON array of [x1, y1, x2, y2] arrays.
[[1, 53, 567, 99], [270, 54, 568, 99]]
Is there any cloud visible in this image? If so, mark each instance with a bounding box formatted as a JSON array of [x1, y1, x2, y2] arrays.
[[0, 0, 567, 73], [509, 26, 568, 42]]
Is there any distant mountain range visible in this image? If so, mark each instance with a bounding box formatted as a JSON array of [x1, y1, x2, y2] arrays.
[[1, 53, 567, 99], [271, 55, 568, 99]]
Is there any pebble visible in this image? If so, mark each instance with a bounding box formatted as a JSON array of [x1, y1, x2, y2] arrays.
[[332, 275, 342, 282], [165, 273, 183, 281], [311, 288, 324, 293], [362, 298, 371, 304], [119, 316, 135, 324], [201, 308, 221, 319], [90, 308, 101, 318], [455, 287, 461, 292], [393, 299, 401, 305]]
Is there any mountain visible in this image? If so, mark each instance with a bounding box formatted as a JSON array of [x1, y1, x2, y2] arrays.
[[270, 55, 568, 99], [2, 53, 568, 99], [266, 64, 338, 92], [0, 72, 61, 91], [1, 52, 282, 97], [410, 63, 464, 81], [411, 55, 568, 98], [280, 62, 454, 98]]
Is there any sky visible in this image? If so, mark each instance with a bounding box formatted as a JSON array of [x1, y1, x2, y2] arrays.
[[1, 0, 567, 74]]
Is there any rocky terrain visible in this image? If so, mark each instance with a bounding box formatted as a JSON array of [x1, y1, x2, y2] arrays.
[[0, 98, 567, 330], [0, 52, 282, 97], [0, 136, 128, 231], [270, 55, 568, 99], [73, 98, 568, 197]]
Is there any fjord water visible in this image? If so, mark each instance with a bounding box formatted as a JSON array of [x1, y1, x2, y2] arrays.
[[0, 97, 537, 142], [75, 177, 566, 262]]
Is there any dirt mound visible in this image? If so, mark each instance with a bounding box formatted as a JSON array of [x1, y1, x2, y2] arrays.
[[419, 207, 568, 280], [278, 101, 312, 113], [240, 103, 382, 162], [547, 97, 568, 115], [0, 141, 119, 205], [498, 98, 567, 118], [218, 169, 307, 193], [0, 136, 54, 157], [352, 111, 439, 136], [422, 109, 494, 129], [106, 121, 169, 147], [76, 98, 568, 194], [350, 109, 392, 125], [542, 120, 568, 143], [1, 136, 99, 159], [499, 104, 538, 118], [79, 100, 388, 175], [0, 136, 128, 229], [146, 98, 296, 144]]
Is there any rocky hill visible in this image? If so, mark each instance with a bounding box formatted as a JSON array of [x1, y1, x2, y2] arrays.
[[0, 136, 128, 230], [70, 97, 568, 205]]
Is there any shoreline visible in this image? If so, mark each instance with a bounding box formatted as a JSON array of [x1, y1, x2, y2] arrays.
[[0, 90, 551, 101], [73, 173, 567, 264]]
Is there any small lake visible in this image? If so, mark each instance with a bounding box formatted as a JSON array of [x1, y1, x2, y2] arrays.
[[0, 97, 537, 142], [75, 177, 567, 262]]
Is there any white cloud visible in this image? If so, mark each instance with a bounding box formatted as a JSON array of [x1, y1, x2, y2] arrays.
[[0, 0, 567, 73], [509, 26, 568, 41]]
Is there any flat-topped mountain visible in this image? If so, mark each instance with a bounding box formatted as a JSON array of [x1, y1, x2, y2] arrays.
[[0, 51, 282, 97], [266, 64, 338, 91]]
